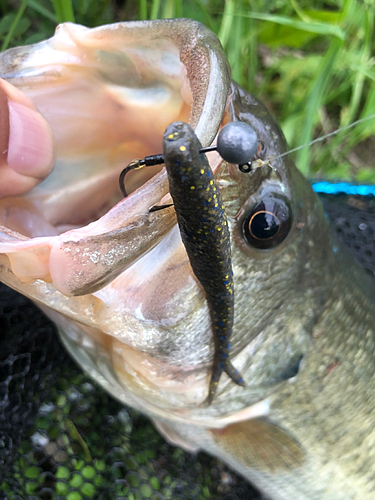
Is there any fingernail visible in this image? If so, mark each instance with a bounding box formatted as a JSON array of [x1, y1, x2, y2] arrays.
[[8, 100, 55, 177]]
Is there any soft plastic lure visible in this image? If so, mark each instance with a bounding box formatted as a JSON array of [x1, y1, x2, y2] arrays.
[[162, 121, 248, 403], [119, 120, 259, 403]]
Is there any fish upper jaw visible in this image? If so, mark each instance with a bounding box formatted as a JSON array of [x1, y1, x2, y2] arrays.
[[0, 19, 231, 292]]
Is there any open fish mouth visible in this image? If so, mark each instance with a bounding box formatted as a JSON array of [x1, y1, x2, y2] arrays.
[[0, 20, 312, 424], [0, 20, 231, 292], [0, 20, 242, 418]]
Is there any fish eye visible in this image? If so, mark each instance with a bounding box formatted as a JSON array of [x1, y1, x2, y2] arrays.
[[243, 195, 292, 249]]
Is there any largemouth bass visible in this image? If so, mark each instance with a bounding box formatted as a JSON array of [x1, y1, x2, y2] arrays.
[[0, 20, 374, 500]]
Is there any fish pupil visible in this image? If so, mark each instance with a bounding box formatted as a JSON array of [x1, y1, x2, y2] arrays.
[[243, 196, 292, 249], [249, 210, 279, 240]]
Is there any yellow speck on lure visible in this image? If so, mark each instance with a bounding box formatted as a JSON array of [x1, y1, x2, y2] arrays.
[[162, 121, 245, 404]]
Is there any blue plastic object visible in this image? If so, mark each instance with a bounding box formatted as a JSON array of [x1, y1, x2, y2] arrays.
[[311, 181, 375, 197]]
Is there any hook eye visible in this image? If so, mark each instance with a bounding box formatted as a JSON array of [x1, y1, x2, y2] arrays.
[[239, 162, 252, 173]]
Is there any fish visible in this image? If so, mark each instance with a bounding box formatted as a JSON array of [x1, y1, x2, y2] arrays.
[[0, 19, 375, 500]]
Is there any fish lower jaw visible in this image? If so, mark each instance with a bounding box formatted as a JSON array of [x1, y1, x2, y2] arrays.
[[54, 311, 271, 428]]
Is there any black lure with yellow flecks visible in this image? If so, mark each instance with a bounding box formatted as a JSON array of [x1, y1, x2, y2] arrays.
[[163, 121, 245, 404]]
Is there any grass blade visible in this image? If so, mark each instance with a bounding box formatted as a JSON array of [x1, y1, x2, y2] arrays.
[[1, 0, 28, 51], [28, 0, 57, 23], [343, 8, 373, 127], [296, 39, 342, 174], [139, 0, 147, 20], [150, 0, 161, 20], [51, 0, 75, 23], [162, 0, 176, 19], [236, 11, 345, 40], [218, 0, 235, 49]]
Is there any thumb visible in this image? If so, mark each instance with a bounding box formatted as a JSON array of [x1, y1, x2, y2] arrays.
[[0, 78, 55, 197]]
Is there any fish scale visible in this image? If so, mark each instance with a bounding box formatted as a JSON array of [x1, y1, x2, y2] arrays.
[[163, 121, 244, 403]]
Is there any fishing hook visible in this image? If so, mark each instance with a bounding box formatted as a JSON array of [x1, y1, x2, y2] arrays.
[[119, 121, 267, 198]]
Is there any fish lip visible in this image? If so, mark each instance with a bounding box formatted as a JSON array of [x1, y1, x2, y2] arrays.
[[0, 19, 231, 148], [0, 20, 233, 295]]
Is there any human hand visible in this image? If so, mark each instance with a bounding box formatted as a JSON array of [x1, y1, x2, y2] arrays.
[[0, 78, 55, 197]]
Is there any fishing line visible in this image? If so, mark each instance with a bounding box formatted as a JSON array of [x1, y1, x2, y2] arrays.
[[269, 113, 375, 162], [119, 114, 375, 197]]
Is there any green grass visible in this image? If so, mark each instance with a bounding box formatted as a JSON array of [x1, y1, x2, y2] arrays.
[[0, 0, 374, 180]]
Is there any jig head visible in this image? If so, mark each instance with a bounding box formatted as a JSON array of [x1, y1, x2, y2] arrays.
[[119, 121, 267, 197]]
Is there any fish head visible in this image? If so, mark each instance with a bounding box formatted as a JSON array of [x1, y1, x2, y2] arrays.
[[0, 21, 337, 426], [192, 83, 339, 420]]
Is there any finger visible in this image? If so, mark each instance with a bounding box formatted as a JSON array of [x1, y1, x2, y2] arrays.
[[0, 79, 55, 197]]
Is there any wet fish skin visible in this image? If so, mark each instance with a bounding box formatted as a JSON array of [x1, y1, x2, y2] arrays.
[[0, 20, 374, 500], [163, 121, 244, 403], [156, 84, 375, 499]]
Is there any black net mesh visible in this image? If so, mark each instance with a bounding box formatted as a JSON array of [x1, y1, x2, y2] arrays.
[[319, 194, 375, 278], [1, 194, 375, 500]]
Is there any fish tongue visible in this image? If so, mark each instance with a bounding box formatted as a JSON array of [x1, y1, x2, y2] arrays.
[[0, 196, 59, 238]]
